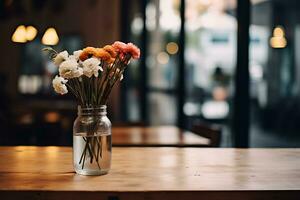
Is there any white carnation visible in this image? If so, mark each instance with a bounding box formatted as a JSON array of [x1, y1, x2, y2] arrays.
[[68, 55, 76, 61], [73, 50, 83, 61], [59, 59, 83, 79], [52, 76, 68, 95], [53, 51, 69, 66], [82, 58, 102, 77]]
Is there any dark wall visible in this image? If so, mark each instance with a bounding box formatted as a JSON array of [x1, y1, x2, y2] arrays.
[[0, 0, 121, 145], [0, 0, 120, 100]]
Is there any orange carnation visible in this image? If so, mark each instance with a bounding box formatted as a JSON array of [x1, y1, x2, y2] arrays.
[[95, 48, 111, 61], [103, 45, 117, 58], [79, 47, 97, 61]]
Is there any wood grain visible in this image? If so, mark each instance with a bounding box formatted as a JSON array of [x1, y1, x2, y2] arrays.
[[0, 147, 300, 199], [111, 126, 210, 147]]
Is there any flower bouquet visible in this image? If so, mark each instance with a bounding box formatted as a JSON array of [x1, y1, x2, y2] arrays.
[[44, 41, 140, 175]]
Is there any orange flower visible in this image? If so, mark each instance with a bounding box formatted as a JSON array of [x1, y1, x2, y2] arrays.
[[103, 45, 117, 58], [79, 47, 97, 61], [95, 48, 111, 61]]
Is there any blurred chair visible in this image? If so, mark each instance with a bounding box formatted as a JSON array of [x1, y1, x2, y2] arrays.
[[191, 122, 222, 147]]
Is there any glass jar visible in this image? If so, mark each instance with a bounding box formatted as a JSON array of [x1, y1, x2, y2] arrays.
[[73, 105, 111, 175]]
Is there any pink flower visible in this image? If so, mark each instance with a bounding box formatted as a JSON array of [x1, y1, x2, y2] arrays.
[[125, 43, 140, 59], [112, 41, 127, 53], [112, 41, 141, 59]]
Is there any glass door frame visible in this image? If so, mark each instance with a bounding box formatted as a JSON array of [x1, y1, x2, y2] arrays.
[[121, 0, 251, 147]]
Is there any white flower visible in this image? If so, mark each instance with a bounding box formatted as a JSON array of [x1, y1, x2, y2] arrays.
[[52, 76, 68, 95], [73, 50, 83, 61], [53, 51, 69, 66], [82, 58, 102, 77], [68, 55, 76, 61], [59, 59, 83, 79]]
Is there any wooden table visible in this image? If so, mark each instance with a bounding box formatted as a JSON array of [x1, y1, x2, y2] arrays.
[[0, 147, 300, 200], [112, 126, 210, 147]]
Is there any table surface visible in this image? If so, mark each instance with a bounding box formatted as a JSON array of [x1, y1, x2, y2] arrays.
[[0, 147, 300, 199], [111, 126, 210, 147]]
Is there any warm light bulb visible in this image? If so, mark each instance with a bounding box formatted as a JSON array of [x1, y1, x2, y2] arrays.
[[166, 42, 179, 55], [273, 26, 284, 37], [11, 25, 27, 43], [270, 26, 287, 48], [157, 52, 169, 65], [26, 26, 37, 41], [270, 37, 287, 48], [42, 27, 59, 45]]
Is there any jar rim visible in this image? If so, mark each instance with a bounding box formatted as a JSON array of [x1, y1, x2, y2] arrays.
[[78, 105, 107, 110], [77, 105, 107, 115]]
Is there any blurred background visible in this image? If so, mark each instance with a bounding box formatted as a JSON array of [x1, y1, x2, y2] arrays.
[[0, 0, 300, 147]]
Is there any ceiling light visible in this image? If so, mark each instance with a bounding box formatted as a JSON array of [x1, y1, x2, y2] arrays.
[[26, 26, 38, 41], [270, 26, 287, 48], [42, 27, 59, 45], [11, 25, 27, 43]]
